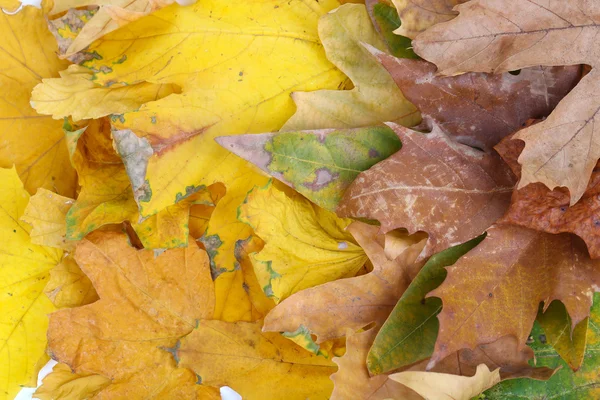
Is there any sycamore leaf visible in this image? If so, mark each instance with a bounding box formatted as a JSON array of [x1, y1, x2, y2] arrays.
[[391, 0, 467, 39], [47, 231, 219, 398], [238, 182, 367, 303], [412, 0, 599, 204], [0, 167, 61, 399], [370, 47, 581, 151], [496, 136, 600, 259], [22, 189, 74, 250], [0, 7, 75, 197], [390, 364, 501, 400], [367, 235, 484, 375], [31, 65, 178, 121], [337, 122, 516, 258], [177, 320, 337, 400], [35, 363, 111, 400], [282, 3, 420, 131], [483, 297, 600, 399], [365, 0, 416, 59], [427, 225, 600, 368], [216, 126, 401, 211], [48, 0, 191, 58], [263, 221, 426, 344], [537, 300, 588, 372]]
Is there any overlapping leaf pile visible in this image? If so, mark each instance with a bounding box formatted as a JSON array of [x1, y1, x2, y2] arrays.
[[2, 0, 600, 398]]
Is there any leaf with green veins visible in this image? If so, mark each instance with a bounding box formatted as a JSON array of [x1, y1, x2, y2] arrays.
[[537, 300, 588, 372], [367, 234, 485, 375], [365, 0, 417, 58], [483, 294, 600, 400], [216, 126, 401, 211]]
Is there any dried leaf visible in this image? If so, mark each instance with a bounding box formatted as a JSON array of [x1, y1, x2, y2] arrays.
[[282, 3, 419, 131], [391, 0, 467, 39], [264, 221, 426, 344], [35, 363, 111, 400], [0, 168, 60, 398], [238, 183, 367, 303], [428, 225, 600, 368], [47, 232, 219, 398], [338, 122, 516, 258], [217, 126, 402, 211], [22, 189, 74, 250], [370, 47, 581, 151], [365, 0, 416, 58], [412, 0, 598, 204], [177, 320, 337, 400]]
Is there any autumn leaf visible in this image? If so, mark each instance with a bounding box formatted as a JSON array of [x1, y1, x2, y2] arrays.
[[46, 231, 219, 398], [391, 0, 467, 39], [0, 6, 75, 197], [0, 168, 61, 399], [22, 189, 74, 250], [484, 293, 600, 399], [35, 363, 110, 400], [412, 0, 597, 204], [427, 224, 600, 369], [337, 122, 516, 258], [370, 47, 581, 151], [177, 319, 337, 400], [263, 221, 425, 346], [364, 0, 416, 59], [282, 3, 419, 131], [217, 125, 402, 211], [367, 235, 484, 375], [238, 182, 367, 303]]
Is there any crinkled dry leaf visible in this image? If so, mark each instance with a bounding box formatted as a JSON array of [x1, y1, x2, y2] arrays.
[[177, 320, 337, 400], [391, 0, 467, 39], [35, 363, 111, 400], [338, 122, 516, 258], [412, 0, 598, 204], [217, 126, 402, 211], [47, 232, 218, 398], [263, 221, 426, 343], [0, 168, 61, 399], [238, 183, 367, 303], [0, 7, 75, 197], [282, 3, 419, 131], [370, 47, 581, 151], [428, 225, 600, 368]]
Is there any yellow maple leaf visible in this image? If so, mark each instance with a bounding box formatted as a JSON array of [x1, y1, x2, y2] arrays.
[[238, 182, 367, 303], [65, 0, 346, 272], [0, 7, 74, 197], [46, 231, 219, 398], [0, 167, 61, 399], [34, 363, 111, 400]]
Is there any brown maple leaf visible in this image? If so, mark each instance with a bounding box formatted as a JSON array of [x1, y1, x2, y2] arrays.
[[412, 0, 598, 205], [368, 45, 581, 151], [427, 224, 600, 368], [337, 122, 516, 258]]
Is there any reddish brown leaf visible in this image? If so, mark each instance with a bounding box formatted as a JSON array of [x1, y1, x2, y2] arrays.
[[368, 45, 581, 151], [427, 224, 600, 369], [337, 122, 516, 258]]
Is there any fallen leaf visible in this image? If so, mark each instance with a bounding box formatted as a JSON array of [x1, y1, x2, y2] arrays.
[[365, 0, 416, 58], [537, 300, 588, 372], [22, 189, 74, 250], [35, 363, 111, 400], [177, 320, 337, 400], [31, 65, 178, 121], [412, 0, 597, 204], [391, 0, 467, 39], [370, 47, 581, 151], [282, 3, 420, 131], [367, 235, 484, 375], [497, 136, 600, 259], [0, 6, 75, 197], [427, 225, 600, 368], [44, 255, 99, 308], [48, 0, 191, 58], [337, 122, 516, 258], [0, 167, 61, 399], [238, 182, 367, 303], [47, 231, 219, 398], [216, 125, 402, 211], [484, 295, 600, 400], [390, 364, 501, 400]]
